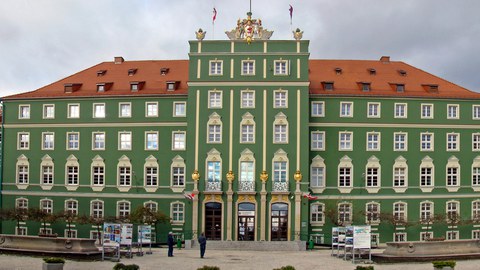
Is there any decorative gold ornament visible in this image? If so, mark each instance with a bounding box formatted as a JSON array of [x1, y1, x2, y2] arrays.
[[293, 28, 303, 40], [294, 170, 302, 182], [192, 169, 200, 181], [226, 170, 235, 183], [260, 170, 269, 183], [195, 28, 206, 41]]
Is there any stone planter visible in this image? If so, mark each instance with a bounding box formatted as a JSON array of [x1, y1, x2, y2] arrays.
[[42, 262, 64, 270]]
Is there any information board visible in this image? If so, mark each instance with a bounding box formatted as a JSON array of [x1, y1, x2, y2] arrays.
[[353, 225, 371, 249], [138, 225, 152, 244], [103, 223, 121, 246]]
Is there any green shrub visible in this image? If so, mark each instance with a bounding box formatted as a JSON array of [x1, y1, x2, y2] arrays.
[[197, 266, 220, 270], [355, 266, 374, 270], [43, 257, 65, 264], [273, 266, 296, 270], [113, 263, 139, 270], [432, 261, 456, 268]]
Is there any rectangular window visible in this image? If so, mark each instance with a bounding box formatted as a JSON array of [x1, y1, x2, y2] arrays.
[[273, 161, 287, 183], [473, 167, 480, 186], [209, 60, 223, 75], [93, 103, 105, 118], [473, 134, 480, 151], [65, 230, 77, 238], [173, 102, 186, 117], [274, 124, 288, 143], [92, 166, 104, 186], [338, 203, 352, 224], [240, 161, 254, 185], [119, 167, 131, 186], [393, 167, 406, 187], [367, 103, 380, 118], [446, 133, 459, 151], [18, 133, 30, 150], [42, 165, 53, 185], [91, 201, 104, 218], [473, 105, 480, 119], [172, 132, 186, 150], [311, 131, 325, 150], [42, 132, 55, 150], [366, 167, 379, 187], [43, 104, 55, 119], [119, 103, 131, 118], [145, 167, 158, 186], [367, 132, 380, 151], [420, 232, 433, 241], [172, 167, 185, 186], [208, 124, 221, 143], [17, 165, 29, 184], [67, 166, 79, 185], [65, 200, 78, 215], [274, 60, 288, 75], [68, 104, 80, 118], [420, 167, 433, 186], [241, 91, 255, 108], [311, 101, 325, 117], [209, 91, 222, 108], [420, 202, 433, 222], [447, 104, 459, 119], [339, 167, 351, 187], [146, 102, 158, 117], [241, 124, 255, 143], [366, 203, 380, 224], [172, 203, 184, 222], [394, 132, 407, 151], [421, 133, 433, 151], [119, 132, 132, 150], [145, 132, 158, 150], [67, 132, 80, 150], [311, 204, 324, 223], [19, 105, 30, 119], [274, 91, 287, 108], [16, 227, 27, 236], [92, 132, 105, 150], [394, 203, 407, 222], [118, 202, 130, 219], [447, 167, 459, 186], [311, 167, 325, 187], [394, 103, 407, 118], [339, 132, 353, 151], [421, 104, 433, 119], [207, 161, 221, 183], [473, 230, 480, 239], [340, 102, 353, 117], [447, 231, 459, 240], [241, 60, 255, 75]]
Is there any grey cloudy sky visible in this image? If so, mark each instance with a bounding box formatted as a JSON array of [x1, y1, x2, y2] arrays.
[[1, 0, 480, 96]]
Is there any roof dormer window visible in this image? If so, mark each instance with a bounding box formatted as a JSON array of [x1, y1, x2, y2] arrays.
[[369, 68, 376, 75], [97, 84, 105, 92], [322, 81, 334, 91], [97, 70, 107, 77], [166, 81, 179, 91], [160, 68, 170, 75], [128, 68, 137, 76], [396, 84, 405, 93], [335, 68, 342, 75], [64, 83, 82, 93], [130, 81, 144, 92], [398, 70, 407, 76], [96, 82, 113, 92], [359, 82, 371, 92]]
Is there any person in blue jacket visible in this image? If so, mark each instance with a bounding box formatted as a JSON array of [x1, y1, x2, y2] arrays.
[[167, 232, 174, 257], [198, 232, 207, 258]]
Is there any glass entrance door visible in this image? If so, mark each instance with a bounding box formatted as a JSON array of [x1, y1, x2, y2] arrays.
[[238, 203, 255, 241], [205, 202, 222, 240], [271, 203, 288, 241]]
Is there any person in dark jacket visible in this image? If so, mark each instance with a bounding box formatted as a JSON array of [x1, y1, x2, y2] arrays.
[[198, 232, 207, 258], [167, 232, 174, 257]]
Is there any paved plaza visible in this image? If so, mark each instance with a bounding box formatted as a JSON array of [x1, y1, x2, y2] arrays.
[[1, 248, 480, 270]]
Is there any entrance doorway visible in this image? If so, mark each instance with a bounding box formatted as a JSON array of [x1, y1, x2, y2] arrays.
[[238, 203, 255, 241], [271, 203, 288, 241], [205, 202, 222, 240]]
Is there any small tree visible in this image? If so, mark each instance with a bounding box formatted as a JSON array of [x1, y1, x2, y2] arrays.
[[130, 206, 170, 242], [0, 207, 29, 234], [29, 208, 59, 235], [59, 210, 78, 237]]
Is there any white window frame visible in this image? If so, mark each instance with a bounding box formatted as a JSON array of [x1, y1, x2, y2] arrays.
[[447, 104, 459, 119], [273, 60, 288, 75], [446, 133, 459, 151], [420, 156, 434, 189], [172, 131, 186, 150], [66, 132, 80, 150], [118, 164, 132, 187], [340, 102, 353, 117], [394, 132, 407, 151], [310, 203, 325, 225], [65, 155, 79, 186], [67, 104, 80, 119], [40, 199, 53, 214], [43, 104, 55, 119], [118, 132, 132, 150], [171, 202, 185, 224], [145, 102, 158, 117], [420, 132, 434, 151], [311, 101, 325, 117], [472, 133, 480, 151], [90, 200, 104, 218], [93, 103, 106, 118], [338, 156, 353, 188], [92, 132, 106, 150], [171, 155, 186, 188], [19, 104, 30, 119], [339, 131, 353, 151], [365, 202, 380, 225], [241, 60, 255, 75], [310, 156, 326, 190], [17, 132, 30, 150], [240, 90, 255, 108], [473, 158, 480, 187], [393, 202, 407, 223], [42, 132, 55, 150], [209, 60, 223, 76], [273, 90, 288, 108], [338, 202, 352, 225], [311, 131, 325, 151], [365, 156, 381, 189], [144, 156, 159, 188], [240, 112, 255, 144], [91, 155, 105, 188], [145, 131, 159, 151], [173, 102, 186, 117], [208, 90, 223, 108], [420, 201, 434, 223], [472, 200, 480, 222], [117, 201, 131, 219], [394, 103, 407, 119], [367, 102, 381, 118], [119, 102, 131, 118], [393, 156, 408, 190], [366, 132, 380, 151], [65, 199, 78, 215], [40, 155, 54, 186], [473, 105, 480, 120], [421, 103, 433, 119]]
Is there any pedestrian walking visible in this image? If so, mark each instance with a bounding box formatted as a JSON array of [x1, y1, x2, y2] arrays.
[[198, 232, 207, 258], [167, 232, 174, 257]]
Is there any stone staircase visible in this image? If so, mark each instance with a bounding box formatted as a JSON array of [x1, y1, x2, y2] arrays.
[[186, 240, 307, 251]]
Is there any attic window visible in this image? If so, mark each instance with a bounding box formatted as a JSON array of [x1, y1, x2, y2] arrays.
[[398, 70, 407, 76], [396, 84, 405, 93], [160, 68, 170, 75], [322, 81, 334, 91], [166, 81, 179, 91], [422, 84, 439, 93], [97, 70, 107, 77], [335, 68, 342, 75], [369, 68, 376, 75], [64, 83, 82, 93], [360, 82, 371, 92], [130, 81, 144, 92], [128, 68, 137, 76], [96, 82, 113, 92]]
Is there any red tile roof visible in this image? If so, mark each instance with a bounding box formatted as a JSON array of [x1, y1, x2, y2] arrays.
[[309, 58, 480, 99], [4, 57, 480, 100]]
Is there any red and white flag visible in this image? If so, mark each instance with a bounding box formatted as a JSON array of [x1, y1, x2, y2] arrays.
[[213, 8, 217, 23], [303, 193, 318, 200], [289, 5, 293, 24], [184, 192, 195, 200]]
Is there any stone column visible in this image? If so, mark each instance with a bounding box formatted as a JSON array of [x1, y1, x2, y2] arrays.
[[294, 170, 303, 241], [192, 170, 200, 239], [226, 170, 235, 241], [260, 170, 268, 241]]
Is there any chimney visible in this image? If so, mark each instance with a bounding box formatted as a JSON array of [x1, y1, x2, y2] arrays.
[[380, 56, 390, 63], [114, 56, 125, 64]]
